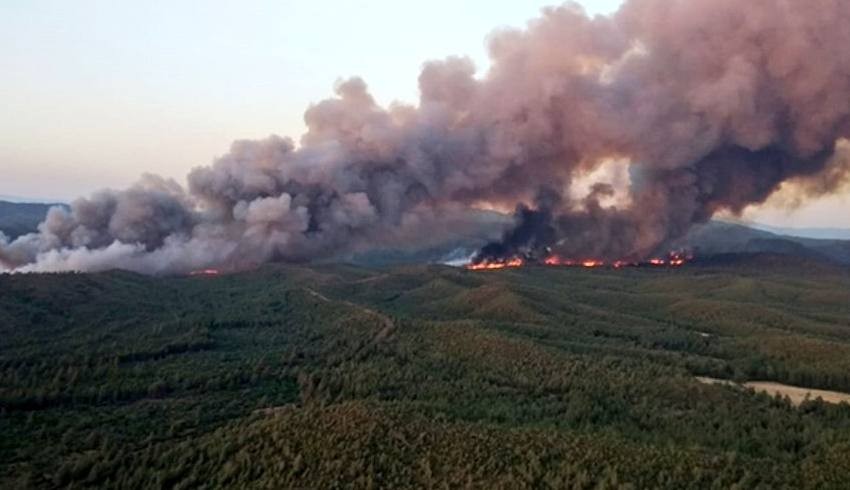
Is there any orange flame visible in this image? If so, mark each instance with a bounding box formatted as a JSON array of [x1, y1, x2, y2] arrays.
[[544, 255, 576, 266], [466, 251, 692, 271], [465, 257, 524, 270], [190, 269, 220, 276]]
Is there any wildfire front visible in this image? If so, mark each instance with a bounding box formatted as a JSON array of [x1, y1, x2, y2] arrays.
[[466, 252, 692, 271]]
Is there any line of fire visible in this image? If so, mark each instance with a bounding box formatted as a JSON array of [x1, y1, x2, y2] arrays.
[[465, 251, 693, 271]]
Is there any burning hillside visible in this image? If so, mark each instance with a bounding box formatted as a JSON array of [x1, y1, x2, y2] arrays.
[[2, 0, 850, 274], [466, 252, 692, 271]]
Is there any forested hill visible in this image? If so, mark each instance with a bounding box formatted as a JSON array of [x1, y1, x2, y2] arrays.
[[2, 261, 850, 488]]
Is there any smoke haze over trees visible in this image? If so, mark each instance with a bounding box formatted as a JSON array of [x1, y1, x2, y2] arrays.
[[3, 0, 850, 273]]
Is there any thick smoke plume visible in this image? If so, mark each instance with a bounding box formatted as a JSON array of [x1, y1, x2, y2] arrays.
[[3, 0, 850, 273]]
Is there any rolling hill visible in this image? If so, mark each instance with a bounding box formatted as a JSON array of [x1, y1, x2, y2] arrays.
[[2, 260, 850, 488]]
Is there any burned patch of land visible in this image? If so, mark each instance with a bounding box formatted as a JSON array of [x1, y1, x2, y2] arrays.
[[697, 377, 850, 406], [2, 260, 850, 488]]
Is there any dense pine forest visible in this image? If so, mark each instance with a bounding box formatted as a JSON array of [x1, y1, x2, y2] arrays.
[[2, 256, 850, 488]]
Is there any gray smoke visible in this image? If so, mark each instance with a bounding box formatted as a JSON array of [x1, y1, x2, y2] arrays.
[[3, 0, 850, 273]]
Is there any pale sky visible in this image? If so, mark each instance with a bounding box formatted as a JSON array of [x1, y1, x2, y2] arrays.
[[1, 0, 847, 227]]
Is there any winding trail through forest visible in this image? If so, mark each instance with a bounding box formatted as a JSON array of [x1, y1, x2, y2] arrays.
[[303, 287, 395, 342]]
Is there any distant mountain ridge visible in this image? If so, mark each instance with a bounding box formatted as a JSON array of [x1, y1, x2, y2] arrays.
[[0, 200, 68, 240], [0, 195, 66, 204], [743, 222, 850, 241], [678, 221, 850, 265], [2, 199, 849, 265]]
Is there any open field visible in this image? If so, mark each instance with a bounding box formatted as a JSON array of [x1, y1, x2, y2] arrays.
[[747, 382, 850, 405], [697, 377, 850, 405], [2, 257, 850, 488]]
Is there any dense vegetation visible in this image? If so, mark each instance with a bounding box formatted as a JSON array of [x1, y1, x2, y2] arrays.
[[2, 257, 850, 488]]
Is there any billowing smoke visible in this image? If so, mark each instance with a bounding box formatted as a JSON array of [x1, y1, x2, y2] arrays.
[[3, 0, 850, 273]]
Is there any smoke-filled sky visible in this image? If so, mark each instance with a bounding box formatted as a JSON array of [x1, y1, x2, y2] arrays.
[[1, 0, 619, 199], [2, 0, 847, 228], [3, 0, 850, 275]]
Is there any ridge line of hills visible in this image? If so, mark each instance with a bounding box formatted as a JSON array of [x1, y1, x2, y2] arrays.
[[2, 200, 850, 266]]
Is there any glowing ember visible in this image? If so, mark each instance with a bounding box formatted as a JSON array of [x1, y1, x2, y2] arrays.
[[665, 251, 693, 267], [612, 260, 636, 268], [544, 256, 576, 266], [190, 269, 220, 276]]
